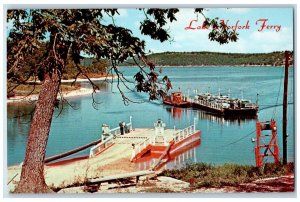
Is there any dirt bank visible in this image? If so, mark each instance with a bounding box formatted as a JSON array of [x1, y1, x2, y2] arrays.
[[56, 174, 294, 194]]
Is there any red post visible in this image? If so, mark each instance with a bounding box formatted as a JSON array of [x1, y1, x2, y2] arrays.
[[255, 120, 280, 167], [255, 122, 262, 167]]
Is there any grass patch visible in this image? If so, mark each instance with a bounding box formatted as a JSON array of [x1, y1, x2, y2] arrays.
[[161, 162, 294, 188]]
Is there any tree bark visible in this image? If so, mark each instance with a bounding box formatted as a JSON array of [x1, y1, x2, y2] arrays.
[[15, 71, 60, 193]]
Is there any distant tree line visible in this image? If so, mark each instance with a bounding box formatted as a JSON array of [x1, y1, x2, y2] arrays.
[[121, 51, 294, 67], [64, 57, 108, 79]]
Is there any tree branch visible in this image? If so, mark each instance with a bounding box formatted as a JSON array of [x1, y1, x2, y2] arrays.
[[111, 60, 144, 105], [74, 63, 102, 109], [56, 87, 79, 118]]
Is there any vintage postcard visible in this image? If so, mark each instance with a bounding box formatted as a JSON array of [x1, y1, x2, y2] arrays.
[[5, 5, 295, 195]]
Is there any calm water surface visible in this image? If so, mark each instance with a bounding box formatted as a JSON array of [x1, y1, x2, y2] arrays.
[[7, 66, 295, 167]]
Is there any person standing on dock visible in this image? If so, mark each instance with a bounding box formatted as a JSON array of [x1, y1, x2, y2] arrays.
[[124, 122, 129, 134], [122, 121, 127, 134], [119, 121, 124, 135]]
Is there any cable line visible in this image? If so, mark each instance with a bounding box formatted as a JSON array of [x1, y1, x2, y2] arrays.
[[272, 67, 285, 119], [218, 129, 256, 148]]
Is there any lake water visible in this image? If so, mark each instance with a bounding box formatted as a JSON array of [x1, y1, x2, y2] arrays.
[[7, 66, 295, 167]]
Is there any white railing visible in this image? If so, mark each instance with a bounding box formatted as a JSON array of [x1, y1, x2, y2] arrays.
[[173, 125, 195, 143], [130, 137, 151, 161], [109, 122, 132, 137], [89, 116, 133, 158], [130, 134, 168, 161], [130, 118, 197, 161], [193, 99, 222, 110], [89, 135, 114, 157]]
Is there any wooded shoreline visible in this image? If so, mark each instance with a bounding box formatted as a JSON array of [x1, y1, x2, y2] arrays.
[[120, 51, 294, 67]]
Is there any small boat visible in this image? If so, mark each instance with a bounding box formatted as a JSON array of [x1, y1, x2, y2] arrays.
[[163, 92, 191, 108]]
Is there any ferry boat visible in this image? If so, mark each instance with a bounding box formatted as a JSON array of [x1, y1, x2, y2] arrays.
[[163, 92, 191, 108], [39, 117, 200, 189], [191, 92, 258, 117]]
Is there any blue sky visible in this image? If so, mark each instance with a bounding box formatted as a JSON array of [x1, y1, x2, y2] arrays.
[[106, 8, 294, 53], [6, 8, 294, 53]]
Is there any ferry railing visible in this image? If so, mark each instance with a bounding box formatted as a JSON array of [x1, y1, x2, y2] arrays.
[[109, 123, 132, 137], [130, 135, 168, 161], [173, 125, 195, 143], [130, 137, 151, 161], [89, 116, 133, 158], [193, 99, 223, 110], [89, 135, 114, 157], [131, 118, 197, 161]]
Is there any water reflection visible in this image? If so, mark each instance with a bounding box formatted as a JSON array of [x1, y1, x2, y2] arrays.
[[164, 106, 185, 119], [164, 105, 257, 127], [196, 110, 257, 126], [7, 103, 34, 139], [136, 139, 201, 170]]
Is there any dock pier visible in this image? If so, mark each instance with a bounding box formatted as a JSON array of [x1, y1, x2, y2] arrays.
[[9, 117, 200, 190]]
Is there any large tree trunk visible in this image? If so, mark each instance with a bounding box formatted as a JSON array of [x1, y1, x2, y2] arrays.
[[15, 71, 60, 193]]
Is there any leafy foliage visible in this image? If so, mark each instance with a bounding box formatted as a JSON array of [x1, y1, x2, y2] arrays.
[[139, 9, 179, 42], [7, 9, 239, 102]]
